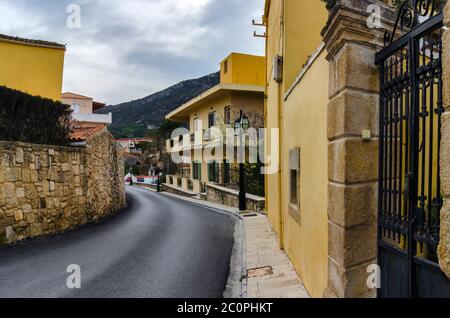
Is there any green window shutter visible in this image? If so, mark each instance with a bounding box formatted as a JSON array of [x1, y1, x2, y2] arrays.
[[215, 162, 219, 183]]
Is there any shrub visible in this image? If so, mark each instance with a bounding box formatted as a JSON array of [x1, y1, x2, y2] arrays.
[[0, 86, 72, 145], [321, 0, 336, 11]]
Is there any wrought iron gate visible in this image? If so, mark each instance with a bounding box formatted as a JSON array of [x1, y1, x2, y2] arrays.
[[375, 0, 450, 298]]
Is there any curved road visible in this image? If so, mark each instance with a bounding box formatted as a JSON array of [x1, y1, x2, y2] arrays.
[[0, 187, 237, 298]]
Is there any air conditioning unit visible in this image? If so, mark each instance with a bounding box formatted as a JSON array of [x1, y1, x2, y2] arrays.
[[273, 55, 283, 83]]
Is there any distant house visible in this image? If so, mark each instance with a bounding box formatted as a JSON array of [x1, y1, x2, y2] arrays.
[[115, 137, 155, 154], [0, 33, 65, 101], [62, 92, 112, 127]]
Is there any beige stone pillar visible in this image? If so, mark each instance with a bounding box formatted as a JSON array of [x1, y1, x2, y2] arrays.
[[438, 1, 450, 278], [322, 0, 394, 298]]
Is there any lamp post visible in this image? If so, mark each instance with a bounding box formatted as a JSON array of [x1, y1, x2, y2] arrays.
[[234, 110, 250, 212], [155, 161, 164, 192], [129, 167, 133, 186], [155, 167, 161, 192]]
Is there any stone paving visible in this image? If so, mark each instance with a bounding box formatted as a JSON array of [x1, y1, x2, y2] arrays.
[[244, 213, 310, 298]]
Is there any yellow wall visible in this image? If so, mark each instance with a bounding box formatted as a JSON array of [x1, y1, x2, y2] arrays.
[[283, 0, 328, 92], [0, 40, 65, 101], [189, 93, 232, 183], [264, 0, 283, 236], [188, 91, 264, 183], [220, 53, 265, 86], [264, 0, 330, 297], [281, 50, 329, 297]]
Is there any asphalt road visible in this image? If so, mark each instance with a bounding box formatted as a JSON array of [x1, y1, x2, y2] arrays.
[[0, 186, 236, 298]]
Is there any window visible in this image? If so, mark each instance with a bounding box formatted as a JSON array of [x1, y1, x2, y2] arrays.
[[71, 103, 80, 113], [193, 161, 201, 180], [290, 170, 298, 204], [223, 160, 231, 184], [208, 161, 219, 183], [208, 112, 217, 128], [224, 60, 228, 74], [289, 148, 300, 206], [224, 106, 231, 125], [170, 139, 174, 148], [194, 118, 201, 132]]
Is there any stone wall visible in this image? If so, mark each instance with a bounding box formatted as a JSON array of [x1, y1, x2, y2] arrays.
[[0, 128, 126, 245], [162, 183, 197, 198], [438, 1, 450, 277], [204, 184, 265, 213], [322, 0, 395, 298]]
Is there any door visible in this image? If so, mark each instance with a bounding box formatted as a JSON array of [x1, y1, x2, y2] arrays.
[[376, 1, 450, 298]]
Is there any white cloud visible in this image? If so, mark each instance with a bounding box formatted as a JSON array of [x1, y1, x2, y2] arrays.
[[0, 0, 265, 104]]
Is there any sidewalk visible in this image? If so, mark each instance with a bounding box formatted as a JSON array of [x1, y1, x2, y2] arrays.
[[244, 213, 309, 298]]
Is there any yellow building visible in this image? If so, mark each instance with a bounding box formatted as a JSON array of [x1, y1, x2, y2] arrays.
[[263, 0, 329, 297], [166, 52, 265, 195], [0, 33, 65, 101]]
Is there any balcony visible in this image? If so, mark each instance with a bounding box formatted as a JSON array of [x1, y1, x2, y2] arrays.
[[72, 112, 112, 125], [166, 129, 222, 153]]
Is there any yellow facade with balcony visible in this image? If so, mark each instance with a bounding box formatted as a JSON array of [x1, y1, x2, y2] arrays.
[[0, 34, 65, 101], [166, 52, 265, 194]]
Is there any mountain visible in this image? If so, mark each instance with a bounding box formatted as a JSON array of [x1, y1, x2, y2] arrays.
[[97, 72, 220, 138]]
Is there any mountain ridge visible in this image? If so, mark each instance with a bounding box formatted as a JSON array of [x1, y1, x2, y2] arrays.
[[97, 72, 220, 138]]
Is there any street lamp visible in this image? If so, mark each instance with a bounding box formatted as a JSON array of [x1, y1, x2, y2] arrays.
[[234, 110, 249, 212], [155, 167, 161, 192], [129, 167, 134, 186], [155, 161, 164, 192]]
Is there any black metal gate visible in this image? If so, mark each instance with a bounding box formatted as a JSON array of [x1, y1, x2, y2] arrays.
[[375, 0, 450, 298]]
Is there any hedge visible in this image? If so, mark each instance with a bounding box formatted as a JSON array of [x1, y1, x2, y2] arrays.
[[0, 86, 72, 145]]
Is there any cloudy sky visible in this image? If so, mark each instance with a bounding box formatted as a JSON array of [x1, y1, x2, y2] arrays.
[[0, 0, 265, 104]]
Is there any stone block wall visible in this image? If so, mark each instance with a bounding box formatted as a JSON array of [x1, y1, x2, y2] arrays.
[[322, 0, 395, 298], [438, 0, 450, 277], [84, 129, 126, 222], [204, 184, 265, 213], [0, 128, 126, 245]]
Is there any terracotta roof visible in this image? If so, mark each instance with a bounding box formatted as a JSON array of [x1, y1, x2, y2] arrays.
[[62, 92, 93, 100], [0, 33, 65, 49], [70, 124, 106, 142]]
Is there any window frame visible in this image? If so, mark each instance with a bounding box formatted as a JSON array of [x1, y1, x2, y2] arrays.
[[192, 161, 202, 180], [208, 161, 219, 183], [208, 111, 217, 128], [223, 160, 231, 184], [224, 106, 231, 125]]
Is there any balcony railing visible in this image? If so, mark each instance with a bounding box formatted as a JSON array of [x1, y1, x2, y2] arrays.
[[72, 112, 112, 125]]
